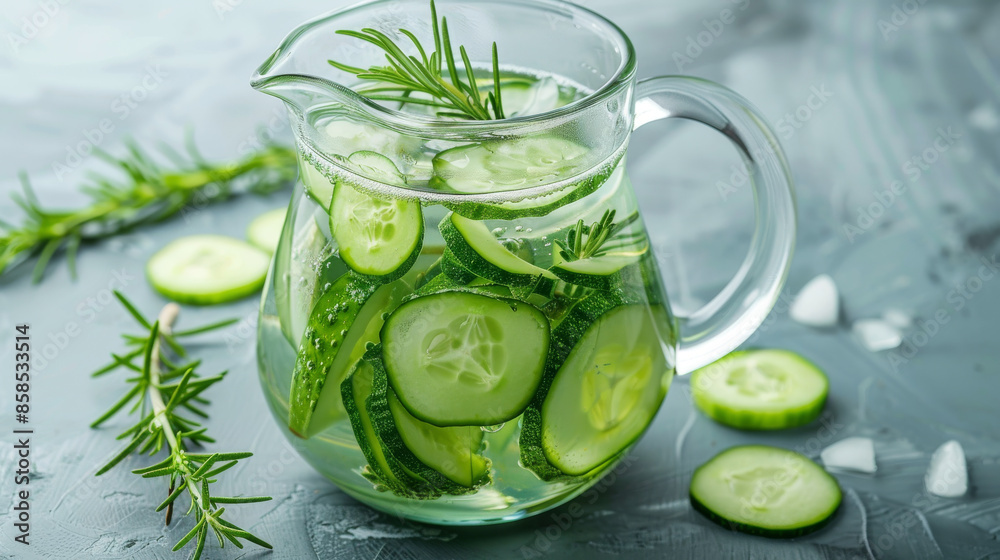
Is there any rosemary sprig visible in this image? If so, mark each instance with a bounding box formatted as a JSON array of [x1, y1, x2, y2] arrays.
[[92, 291, 272, 560], [0, 137, 297, 283], [328, 0, 506, 120], [556, 209, 641, 262]]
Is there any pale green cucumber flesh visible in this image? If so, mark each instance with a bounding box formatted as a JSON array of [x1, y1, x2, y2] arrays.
[[431, 136, 589, 194], [382, 291, 550, 426], [551, 252, 642, 290], [690, 350, 829, 430], [330, 172, 423, 281], [287, 273, 405, 438], [540, 304, 669, 475], [246, 207, 287, 255], [440, 213, 555, 287], [388, 391, 488, 487], [690, 445, 842, 537], [146, 235, 270, 305]]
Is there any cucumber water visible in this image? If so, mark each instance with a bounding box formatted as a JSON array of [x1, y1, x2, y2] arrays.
[[257, 67, 677, 524]]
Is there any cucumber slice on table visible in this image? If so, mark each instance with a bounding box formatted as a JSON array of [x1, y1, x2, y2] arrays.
[[381, 291, 550, 426], [146, 235, 270, 305], [330, 152, 423, 281], [246, 208, 286, 254], [690, 445, 842, 538], [362, 347, 489, 493], [287, 272, 407, 438], [690, 349, 829, 430], [521, 294, 671, 478], [439, 212, 556, 288]]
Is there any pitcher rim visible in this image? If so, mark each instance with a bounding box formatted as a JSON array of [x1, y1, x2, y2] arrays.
[[250, 0, 637, 137]]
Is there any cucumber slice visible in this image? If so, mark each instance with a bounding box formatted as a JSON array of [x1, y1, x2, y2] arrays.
[[340, 358, 412, 491], [690, 350, 829, 430], [551, 252, 642, 291], [364, 347, 489, 493], [146, 235, 270, 305], [498, 77, 560, 117], [431, 136, 589, 195], [287, 272, 406, 438], [299, 155, 337, 209], [274, 217, 334, 347], [521, 295, 670, 478], [381, 291, 550, 426], [690, 445, 842, 537], [439, 213, 556, 287], [330, 153, 423, 282], [246, 208, 286, 254], [440, 249, 478, 284]]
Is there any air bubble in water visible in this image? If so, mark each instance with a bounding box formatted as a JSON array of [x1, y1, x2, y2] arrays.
[[481, 423, 505, 433]]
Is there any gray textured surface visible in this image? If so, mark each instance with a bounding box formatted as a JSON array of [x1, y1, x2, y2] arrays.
[[2, 0, 1000, 558]]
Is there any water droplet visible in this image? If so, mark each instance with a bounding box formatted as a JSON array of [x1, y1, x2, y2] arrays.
[[481, 423, 505, 433], [340, 329, 348, 337], [491, 227, 504, 236], [514, 225, 524, 232], [381, 312, 390, 320], [306, 360, 316, 370], [365, 341, 375, 350]]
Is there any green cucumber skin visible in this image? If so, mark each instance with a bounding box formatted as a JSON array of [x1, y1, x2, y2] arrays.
[[519, 292, 627, 481], [440, 249, 478, 284], [691, 350, 828, 431], [439, 214, 549, 288], [363, 345, 489, 495], [689, 494, 839, 538], [340, 359, 440, 498], [287, 273, 378, 438]]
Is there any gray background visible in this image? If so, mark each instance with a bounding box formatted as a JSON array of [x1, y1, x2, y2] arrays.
[[2, 0, 1000, 558]]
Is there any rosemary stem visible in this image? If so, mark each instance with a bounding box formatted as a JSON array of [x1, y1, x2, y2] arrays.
[[148, 303, 207, 519]]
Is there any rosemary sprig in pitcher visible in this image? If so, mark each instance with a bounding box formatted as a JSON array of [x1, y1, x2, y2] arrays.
[[328, 0, 506, 120]]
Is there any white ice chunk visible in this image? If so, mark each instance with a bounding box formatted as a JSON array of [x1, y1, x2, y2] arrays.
[[821, 437, 877, 473], [882, 308, 913, 330], [790, 274, 839, 327], [853, 319, 903, 351], [925, 440, 968, 498]]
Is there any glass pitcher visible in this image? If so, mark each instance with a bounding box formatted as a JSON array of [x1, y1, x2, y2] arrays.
[[253, 0, 795, 525]]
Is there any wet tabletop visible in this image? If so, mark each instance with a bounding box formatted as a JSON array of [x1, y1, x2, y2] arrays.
[[2, 0, 1000, 558]]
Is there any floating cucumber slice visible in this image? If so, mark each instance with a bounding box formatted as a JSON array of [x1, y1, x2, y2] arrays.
[[439, 213, 556, 287], [440, 249, 478, 284], [246, 208, 286, 254], [274, 217, 333, 347], [498, 77, 561, 117], [341, 358, 416, 492], [431, 136, 589, 195], [330, 152, 423, 281], [444, 159, 622, 221], [382, 291, 550, 426], [146, 235, 270, 305], [298, 155, 337, 209], [690, 350, 829, 430], [364, 346, 489, 493], [690, 445, 842, 538], [287, 273, 407, 438], [551, 252, 642, 291], [521, 294, 670, 478]]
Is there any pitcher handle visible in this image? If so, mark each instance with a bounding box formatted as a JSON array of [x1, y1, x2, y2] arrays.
[[632, 76, 796, 374]]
